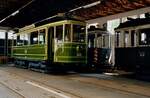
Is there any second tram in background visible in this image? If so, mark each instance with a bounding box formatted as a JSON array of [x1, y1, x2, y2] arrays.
[[115, 14, 150, 79], [88, 26, 113, 72]]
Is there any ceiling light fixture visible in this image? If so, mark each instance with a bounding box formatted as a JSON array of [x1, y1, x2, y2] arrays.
[[11, 10, 20, 16], [69, 0, 101, 12], [83, 1, 101, 8], [0, 0, 35, 24]]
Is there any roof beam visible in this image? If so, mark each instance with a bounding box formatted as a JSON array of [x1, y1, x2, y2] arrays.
[[87, 7, 150, 24]]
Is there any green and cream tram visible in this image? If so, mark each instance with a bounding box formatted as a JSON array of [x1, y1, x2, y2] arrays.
[[12, 14, 87, 71]]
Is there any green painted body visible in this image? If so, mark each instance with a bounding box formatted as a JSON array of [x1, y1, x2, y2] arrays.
[[12, 19, 87, 65], [13, 45, 46, 60], [54, 43, 87, 63], [13, 43, 87, 63]]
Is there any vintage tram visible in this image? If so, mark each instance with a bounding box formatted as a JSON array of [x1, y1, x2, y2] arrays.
[[88, 26, 112, 71], [115, 16, 150, 78], [12, 14, 87, 71]]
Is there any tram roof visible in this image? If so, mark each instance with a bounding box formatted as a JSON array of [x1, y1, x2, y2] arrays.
[[88, 26, 108, 35], [34, 14, 85, 27], [115, 17, 150, 29]]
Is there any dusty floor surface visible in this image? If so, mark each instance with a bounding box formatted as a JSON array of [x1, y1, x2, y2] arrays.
[[0, 65, 150, 98]]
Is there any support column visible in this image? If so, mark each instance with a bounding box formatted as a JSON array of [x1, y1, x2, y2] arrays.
[[4, 31, 8, 56], [136, 30, 139, 47]]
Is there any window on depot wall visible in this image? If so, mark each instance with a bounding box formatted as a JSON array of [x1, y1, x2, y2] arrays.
[[39, 29, 45, 45], [0, 31, 5, 39], [107, 19, 120, 34], [30, 31, 38, 45]]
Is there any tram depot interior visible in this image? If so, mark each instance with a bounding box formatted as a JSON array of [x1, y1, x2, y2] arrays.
[[0, 0, 150, 98]]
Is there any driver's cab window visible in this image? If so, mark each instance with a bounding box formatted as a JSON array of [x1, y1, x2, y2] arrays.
[[56, 25, 63, 43]]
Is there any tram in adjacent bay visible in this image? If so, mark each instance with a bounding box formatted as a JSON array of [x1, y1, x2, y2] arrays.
[[12, 14, 87, 71], [88, 26, 112, 71], [115, 16, 150, 78]]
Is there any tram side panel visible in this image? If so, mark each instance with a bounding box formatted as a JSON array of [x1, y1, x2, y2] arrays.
[[136, 47, 150, 75], [115, 47, 137, 71]]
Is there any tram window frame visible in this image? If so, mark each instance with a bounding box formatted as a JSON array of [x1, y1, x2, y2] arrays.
[[73, 24, 86, 42], [16, 34, 24, 46], [64, 24, 71, 42], [96, 34, 102, 48], [139, 29, 150, 45], [30, 31, 38, 45], [24, 33, 30, 45], [88, 34, 95, 48], [13, 34, 17, 46], [125, 31, 129, 47], [56, 25, 63, 43], [115, 31, 120, 47], [38, 29, 46, 45], [131, 30, 136, 47]]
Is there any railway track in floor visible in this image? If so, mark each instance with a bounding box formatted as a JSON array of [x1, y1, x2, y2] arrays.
[[2, 66, 150, 98], [1, 67, 84, 98], [0, 81, 26, 98]]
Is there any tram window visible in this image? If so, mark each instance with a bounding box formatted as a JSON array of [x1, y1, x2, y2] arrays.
[[139, 29, 150, 45], [24, 33, 30, 45], [103, 35, 106, 47], [125, 31, 129, 47], [140, 32, 147, 45], [97, 34, 102, 48], [115, 31, 120, 47], [56, 25, 63, 43], [73, 25, 85, 42], [88, 34, 95, 48], [39, 29, 45, 44], [30, 31, 38, 45], [17, 34, 24, 46], [131, 30, 135, 47], [13, 34, 17, 46], [64, 24, 71, 41]]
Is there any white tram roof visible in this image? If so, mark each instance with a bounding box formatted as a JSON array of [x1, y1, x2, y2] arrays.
[[88, 26, 109, 35], [115, 17, 150, 31]]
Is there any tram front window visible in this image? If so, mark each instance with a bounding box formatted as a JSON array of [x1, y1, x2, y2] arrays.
[[73, 25, 85, 42]]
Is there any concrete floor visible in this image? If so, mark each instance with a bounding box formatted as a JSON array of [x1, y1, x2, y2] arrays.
[[0, 65, 150, 98]]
